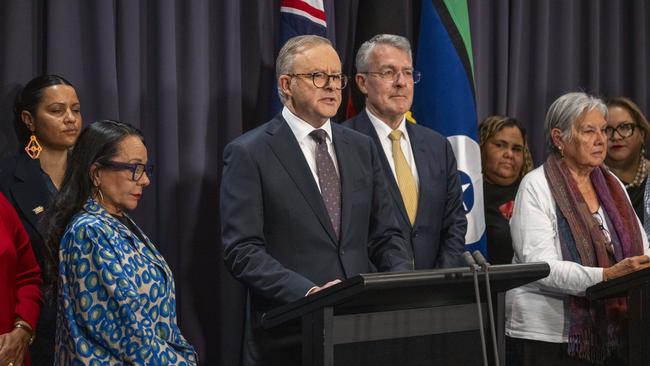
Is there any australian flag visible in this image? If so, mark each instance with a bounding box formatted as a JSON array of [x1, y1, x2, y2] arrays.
[[271, 0, 328, 115]]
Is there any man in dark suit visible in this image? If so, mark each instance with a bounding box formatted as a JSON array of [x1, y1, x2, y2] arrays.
[[221, 35, 412, 366], [344, 34, 466, 269]]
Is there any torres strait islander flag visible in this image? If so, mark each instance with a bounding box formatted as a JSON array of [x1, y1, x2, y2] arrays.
[[271, 0, 327, 115], [411, 0, 487, 255]]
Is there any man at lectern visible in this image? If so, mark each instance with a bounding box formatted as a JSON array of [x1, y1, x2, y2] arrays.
[[220, 35, 412, 366]]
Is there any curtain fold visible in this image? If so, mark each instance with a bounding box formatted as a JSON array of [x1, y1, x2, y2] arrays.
[[1, 1, 648, 364]]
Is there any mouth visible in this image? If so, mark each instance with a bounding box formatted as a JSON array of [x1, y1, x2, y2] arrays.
[[320, 97, 338, 105], [62, 129, 78, 135], [131, 193, 142, 200]]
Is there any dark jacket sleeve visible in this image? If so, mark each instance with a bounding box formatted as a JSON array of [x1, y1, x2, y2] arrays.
[[435, 139, 467, 268], [365, 139, 414, 272], [221, 142, 315, 304]]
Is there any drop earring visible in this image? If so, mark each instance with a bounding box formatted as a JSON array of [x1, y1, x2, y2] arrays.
[[24, 134, 42, 159]]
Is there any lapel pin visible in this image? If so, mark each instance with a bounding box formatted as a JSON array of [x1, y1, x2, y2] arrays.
[[32, 206, 44, 215]]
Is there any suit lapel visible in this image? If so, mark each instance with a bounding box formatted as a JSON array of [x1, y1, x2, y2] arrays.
[[265, 116, 338, 244], [406, 122, 430, 225], [10, 155, 52, 234], [355, 112, 410, 225]]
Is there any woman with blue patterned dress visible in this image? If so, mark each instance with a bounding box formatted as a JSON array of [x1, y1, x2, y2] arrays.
[[44, 120, 197, 365]]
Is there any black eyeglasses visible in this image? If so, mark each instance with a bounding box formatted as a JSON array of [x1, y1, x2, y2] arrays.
[[605, 122, 636, 139], [360, 69, 422, 84], [102, 161, 154, 181], [287, 72, 348, 90], [592, 210, 615, 255]]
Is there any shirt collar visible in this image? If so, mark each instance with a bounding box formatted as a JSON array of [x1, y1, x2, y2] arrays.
[[366, 108, 408, 140], [283, 106, 333, 143]]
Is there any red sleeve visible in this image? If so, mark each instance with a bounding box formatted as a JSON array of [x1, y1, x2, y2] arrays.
[[0, 193, 42, 329]]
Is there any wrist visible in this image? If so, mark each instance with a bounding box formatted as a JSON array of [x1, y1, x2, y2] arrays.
[[13, 321, 35, 345]]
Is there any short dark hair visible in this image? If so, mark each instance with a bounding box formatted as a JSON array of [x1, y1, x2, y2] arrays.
[[479, 115, 534, 179]]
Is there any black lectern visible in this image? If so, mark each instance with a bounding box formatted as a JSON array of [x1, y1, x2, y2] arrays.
[[586, 266, 650, 365], [262, 263, 549, 366]]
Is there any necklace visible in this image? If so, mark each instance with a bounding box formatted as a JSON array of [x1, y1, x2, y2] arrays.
[[625, 158, 647, 189]]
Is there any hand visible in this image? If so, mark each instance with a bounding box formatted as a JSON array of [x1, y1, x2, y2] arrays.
[[306, 279, 342, 296], [603, 255, 650, 281], [0, 328, 30, 366]]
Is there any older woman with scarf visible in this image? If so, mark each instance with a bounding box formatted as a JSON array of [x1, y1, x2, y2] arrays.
[[506, 92, 650, 365]]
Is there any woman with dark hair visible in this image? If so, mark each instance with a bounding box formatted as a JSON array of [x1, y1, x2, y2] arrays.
[[45, 120, 197, 365], [604, 97, 650, 230], [0, 192, 42, 366], [479, 115, 533, 264], [0, 74, 81, 365]]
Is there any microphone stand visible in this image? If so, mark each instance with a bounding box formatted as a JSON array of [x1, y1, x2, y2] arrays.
[[473, 250, 500, 366], [463, 251, 488, 366]]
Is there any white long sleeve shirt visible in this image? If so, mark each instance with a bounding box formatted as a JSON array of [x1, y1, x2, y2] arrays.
[[506, 165, 650, 343]]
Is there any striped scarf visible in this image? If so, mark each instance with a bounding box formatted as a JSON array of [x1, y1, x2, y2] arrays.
[[544, 153, 644, 363]]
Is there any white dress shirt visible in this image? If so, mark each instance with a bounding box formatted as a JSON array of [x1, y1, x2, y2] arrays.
[[282, 107, 339, 193], [366, 108, 419, 191], [506, 165, 650, 343]]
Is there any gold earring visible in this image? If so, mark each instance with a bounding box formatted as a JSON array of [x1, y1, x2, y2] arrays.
[[558, 146, 564, 159], [93, 185, 104, 203], [24, 134, 43, 159]]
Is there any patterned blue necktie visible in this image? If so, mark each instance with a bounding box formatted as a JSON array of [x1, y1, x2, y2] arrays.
[[310, 129, 341, 239]]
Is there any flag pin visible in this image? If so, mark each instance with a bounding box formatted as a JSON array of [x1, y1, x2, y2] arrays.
[[32, 206, 44, 215]]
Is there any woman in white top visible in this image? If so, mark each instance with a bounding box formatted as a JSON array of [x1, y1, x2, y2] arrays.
[[507, 92, 650, 365]]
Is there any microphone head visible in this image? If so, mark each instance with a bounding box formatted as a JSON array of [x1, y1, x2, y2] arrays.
[[463, 251, 477, 266], [472, 250, 489, 266]]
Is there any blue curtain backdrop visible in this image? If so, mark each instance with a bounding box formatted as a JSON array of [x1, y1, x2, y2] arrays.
[[0, 1, 648, 365]]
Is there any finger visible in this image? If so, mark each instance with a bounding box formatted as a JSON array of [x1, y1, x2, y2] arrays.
[[309, 286, 323, 295], [15, 352, 24, 366], [322, 280, 341, 289], [637, 255, 650, 263]]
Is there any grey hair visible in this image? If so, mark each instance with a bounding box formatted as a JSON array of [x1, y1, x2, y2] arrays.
[[355, 34, 412, 72], [276, 35, 332, 103], [544, 92, 607, 153]]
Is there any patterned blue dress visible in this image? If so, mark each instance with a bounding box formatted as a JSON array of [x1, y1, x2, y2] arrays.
[[56, 199, 197, 365]]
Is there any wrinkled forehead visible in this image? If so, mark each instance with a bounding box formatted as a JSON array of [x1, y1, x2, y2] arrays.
[[293, 44, 342, 72]]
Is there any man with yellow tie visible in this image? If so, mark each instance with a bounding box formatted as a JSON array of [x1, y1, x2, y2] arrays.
[[344, 34, 467, 269]]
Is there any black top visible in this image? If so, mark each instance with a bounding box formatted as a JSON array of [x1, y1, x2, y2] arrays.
[[625, 176, 646, 223], [111, 213, 146, 244], [483, 180, 520, 265]]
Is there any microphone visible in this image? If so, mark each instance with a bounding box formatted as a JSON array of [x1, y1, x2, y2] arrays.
[[473, 251, 500, 366], [463, 251, 488, 366]]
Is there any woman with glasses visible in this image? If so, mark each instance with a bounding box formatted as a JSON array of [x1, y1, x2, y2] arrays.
[[604, 97, 650, 226], [506, 92, 650, 365], [44, 120, 197, 365]]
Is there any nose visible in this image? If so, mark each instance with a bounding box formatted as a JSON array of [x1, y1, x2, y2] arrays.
[[596, 129, 607, 144], [138, 171, 151, 187], [394, 71, 408, 87], [63, 108, 76, 123]]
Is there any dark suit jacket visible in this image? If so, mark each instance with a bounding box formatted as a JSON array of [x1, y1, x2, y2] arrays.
[[0, 152, 56, 365], [221, 114, 412, 365], [344, 111, 467, 269]]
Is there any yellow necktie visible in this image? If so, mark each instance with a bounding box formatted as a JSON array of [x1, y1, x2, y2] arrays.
[[389, 130, 418, 225]]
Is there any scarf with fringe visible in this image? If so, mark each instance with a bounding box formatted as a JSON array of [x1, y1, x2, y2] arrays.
[[544, 153, 644, 363]]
